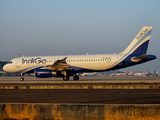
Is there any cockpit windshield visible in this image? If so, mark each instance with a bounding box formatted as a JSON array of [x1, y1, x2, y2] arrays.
[[9, 61, 12, 64]]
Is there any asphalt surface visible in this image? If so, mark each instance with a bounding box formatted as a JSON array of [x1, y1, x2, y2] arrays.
[[1, 89, 160, 104], [1, 76, 160, 83], [1, 76, 160, 104]]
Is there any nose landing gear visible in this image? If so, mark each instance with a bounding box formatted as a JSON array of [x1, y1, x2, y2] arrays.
[[20, 73, 24, 81]]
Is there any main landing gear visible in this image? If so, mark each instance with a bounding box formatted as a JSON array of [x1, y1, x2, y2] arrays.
[[63, 75, 79, 81], [20, 73, 24, 81], [63, 76, 69, 81], [73, 75, 79, 81]]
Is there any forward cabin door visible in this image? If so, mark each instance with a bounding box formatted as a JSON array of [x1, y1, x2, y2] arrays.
[[16, 58, 21, 67]]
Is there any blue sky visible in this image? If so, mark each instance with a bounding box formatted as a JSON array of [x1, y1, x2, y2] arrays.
[[0, 0, 160, 72]]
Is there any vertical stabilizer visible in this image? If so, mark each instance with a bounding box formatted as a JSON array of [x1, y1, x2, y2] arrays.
[[121, 26, 152, 55]]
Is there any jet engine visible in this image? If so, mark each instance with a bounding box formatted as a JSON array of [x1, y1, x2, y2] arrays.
[[34, 69, 57, 78]]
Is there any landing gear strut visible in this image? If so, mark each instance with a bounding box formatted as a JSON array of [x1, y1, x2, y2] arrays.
[[20, 73, 24, 81]]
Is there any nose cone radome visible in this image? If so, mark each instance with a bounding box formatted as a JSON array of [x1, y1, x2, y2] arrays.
[[3, 64, 10, 72]]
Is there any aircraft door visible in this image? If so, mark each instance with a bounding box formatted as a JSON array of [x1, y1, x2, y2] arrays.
[[117, 55, 122, 65], [16, 58, 21, 67]]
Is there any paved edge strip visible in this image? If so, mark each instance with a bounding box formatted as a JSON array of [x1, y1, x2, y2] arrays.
[[1, 83, 160, 89]]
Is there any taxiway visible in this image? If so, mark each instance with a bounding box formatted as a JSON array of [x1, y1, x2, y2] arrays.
[[0, 76, 160, 83], [1, 76, 160, 104]]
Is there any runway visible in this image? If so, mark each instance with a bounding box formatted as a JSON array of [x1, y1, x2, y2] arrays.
[[0, 76, 160, 83]]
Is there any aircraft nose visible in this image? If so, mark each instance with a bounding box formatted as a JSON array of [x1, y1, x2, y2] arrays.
[[3, 64, 10, 72]]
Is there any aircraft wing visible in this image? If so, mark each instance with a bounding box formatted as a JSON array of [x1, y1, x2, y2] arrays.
[[42, 57, 71, 71], [131, 54, 148, 62]]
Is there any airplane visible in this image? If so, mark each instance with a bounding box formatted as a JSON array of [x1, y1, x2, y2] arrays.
[[112, 71, 134, 76], [146, 68, 158, 76], [80, 72, 97, 76], [114, 71, 129, 76], [3, 26, 156, 81], [122, 71, 129, 76], [128, 71, 134, 76]]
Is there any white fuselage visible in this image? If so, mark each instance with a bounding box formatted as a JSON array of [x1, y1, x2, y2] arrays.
[[4, 54, 123, 73]]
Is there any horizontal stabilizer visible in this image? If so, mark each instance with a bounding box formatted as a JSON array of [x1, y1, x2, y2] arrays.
[[131, 54, 148, 62]]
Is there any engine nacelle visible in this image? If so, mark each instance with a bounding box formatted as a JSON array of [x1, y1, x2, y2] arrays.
[[34, 69, 57, 78]]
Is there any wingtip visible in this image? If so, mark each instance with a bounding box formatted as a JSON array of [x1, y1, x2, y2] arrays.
[[62, 57, 67, 62]]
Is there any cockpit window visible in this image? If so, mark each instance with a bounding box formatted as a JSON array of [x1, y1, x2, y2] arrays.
[[9, 61, 12, 64]]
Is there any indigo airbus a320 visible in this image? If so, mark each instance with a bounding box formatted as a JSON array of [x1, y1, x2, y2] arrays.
[[3, 26, 156, 81]]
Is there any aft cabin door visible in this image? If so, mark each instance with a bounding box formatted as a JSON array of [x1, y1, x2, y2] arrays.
[[16, 58, 21, 67], [117, 55, 122, 65]]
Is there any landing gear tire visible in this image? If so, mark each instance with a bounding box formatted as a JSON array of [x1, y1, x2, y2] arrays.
[[63, 76, 69, 81], [20, 73, 24, 81], [20, 77, 24, 81], [73, 75, 79, 81]]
